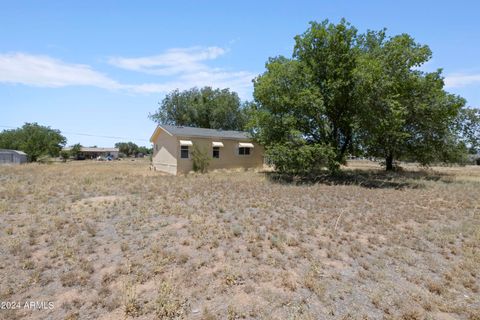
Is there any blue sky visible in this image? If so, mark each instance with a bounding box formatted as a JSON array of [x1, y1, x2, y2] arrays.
[[1, 0, 479, 147]]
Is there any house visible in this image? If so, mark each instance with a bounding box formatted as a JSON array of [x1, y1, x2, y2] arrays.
[[62, 147, 119, 160], [0, 149, 27, 164], [150, 125, 264, 175]]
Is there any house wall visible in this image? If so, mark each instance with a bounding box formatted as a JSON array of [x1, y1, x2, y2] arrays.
[[175, 137, 264, 174], [152, 131, 178, 175]]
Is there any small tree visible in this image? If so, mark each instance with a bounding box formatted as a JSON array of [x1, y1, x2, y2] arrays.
[[70, 143, 82, 159], [60, 150, 70, 162], [191, 145, 210, 173]]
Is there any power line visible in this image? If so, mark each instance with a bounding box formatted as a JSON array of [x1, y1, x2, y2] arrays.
[[0, 125, 150, 142], [62, 131, 150, 142]]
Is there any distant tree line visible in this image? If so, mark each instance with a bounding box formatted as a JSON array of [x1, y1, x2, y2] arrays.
[[114, 142, 152, 157], [0, 123, 152, 162]]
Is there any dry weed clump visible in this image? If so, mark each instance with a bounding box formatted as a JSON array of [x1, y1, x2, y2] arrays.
[[154, 279, 189, 319], [0, 160, 479, 319]]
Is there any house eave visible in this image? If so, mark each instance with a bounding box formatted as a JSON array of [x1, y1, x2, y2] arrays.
[[150, 125, 173, 143], [174, 134, 252, 141]]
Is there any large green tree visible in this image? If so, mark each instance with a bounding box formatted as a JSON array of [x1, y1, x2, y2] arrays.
[[293, 19, 360, 162], [0, 123, 66, 161], [249, 19, 470, 173], [356, 32, 466, 169], [149, 87, 247, 130], [250, 19, 362, 172]]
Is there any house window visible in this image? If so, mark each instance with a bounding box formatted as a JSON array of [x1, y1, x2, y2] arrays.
[[180, 146, 189, 158], [155, 144, 158, 151], [239, 147, 251, 155], [213, 147, 220, 158]]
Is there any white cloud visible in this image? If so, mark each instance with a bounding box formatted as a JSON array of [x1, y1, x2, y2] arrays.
[[444, 73, 480, 88], [129, 70, 255, 98], [0, 48, 256, 99], [0, 53, 122, 90], [108, 46, 227, 76], [109, 46, 256, 98]]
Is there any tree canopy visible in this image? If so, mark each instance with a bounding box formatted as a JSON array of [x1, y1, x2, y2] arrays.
[[149, 86, 248, 130], [137, 146, 152, 155], [456, 107, 480, 154], [69, 143, 83, 159], [249, 19, 470, 173], [115, 142, 139, 157], [0, 123, 66, 162], [355, 31, 467, 169]]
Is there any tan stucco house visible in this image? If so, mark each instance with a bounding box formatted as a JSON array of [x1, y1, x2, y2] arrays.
[[150, 125, 264, 175]]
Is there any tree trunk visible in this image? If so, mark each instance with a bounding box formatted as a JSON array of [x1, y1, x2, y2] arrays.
[[337, 134, 351, 164], [385, 153, 394, 171]]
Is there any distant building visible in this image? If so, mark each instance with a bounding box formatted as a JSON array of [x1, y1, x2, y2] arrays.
[[0, 149, 28, 164], [63, 147, 119, 160], [150, 125, 264, 175]]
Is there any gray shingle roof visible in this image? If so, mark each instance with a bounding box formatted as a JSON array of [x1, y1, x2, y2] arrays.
[[160, 124, 251, 140], [63, 147, 119, 152]]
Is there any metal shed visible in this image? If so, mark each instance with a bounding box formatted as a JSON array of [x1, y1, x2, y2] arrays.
[[0, 149, 28, 164]]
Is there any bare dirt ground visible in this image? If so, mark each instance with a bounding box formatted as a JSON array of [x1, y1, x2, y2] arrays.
[[0, 160, 479, 319]]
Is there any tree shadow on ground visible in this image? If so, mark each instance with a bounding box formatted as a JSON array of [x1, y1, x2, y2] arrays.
[[263, 168, 453, 189]]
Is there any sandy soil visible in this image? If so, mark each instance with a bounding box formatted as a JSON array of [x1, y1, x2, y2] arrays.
[[0, 159, 479, 319]]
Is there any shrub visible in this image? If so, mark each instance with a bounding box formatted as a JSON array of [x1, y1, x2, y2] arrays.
[[191, 144, 210, 173], [265, 142, 338, 176], [37, 155, 53, 164], [60, 150, 70, 162], [69, 143, 82, 159], [155, 281, 188, 319]]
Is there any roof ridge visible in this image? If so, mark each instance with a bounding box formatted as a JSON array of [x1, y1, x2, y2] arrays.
[[157, 124, 251, 140]]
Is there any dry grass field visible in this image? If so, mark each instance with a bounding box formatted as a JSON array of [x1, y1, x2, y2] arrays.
[[0, 160, 479, 320]]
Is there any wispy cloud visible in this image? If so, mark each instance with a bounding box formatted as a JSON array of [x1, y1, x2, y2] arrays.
[[108, 46, 227, 76], [0, 48, 255, 99], [444, 72, 480, 88], [109, 46, 255, 98], [0, 53, 122, 90]]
